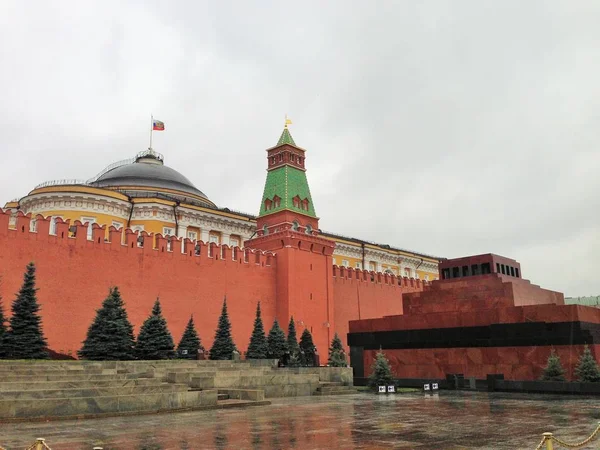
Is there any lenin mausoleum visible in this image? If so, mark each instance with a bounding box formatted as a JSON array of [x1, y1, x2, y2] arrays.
[[1, 124, 598, 382]]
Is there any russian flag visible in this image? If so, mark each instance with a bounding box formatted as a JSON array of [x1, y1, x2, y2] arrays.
[[152, 120, 165, 131]]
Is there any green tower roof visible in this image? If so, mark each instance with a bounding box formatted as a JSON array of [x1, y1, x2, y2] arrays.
[[259, 127, 316, 219], [277, 127, 296, 146]]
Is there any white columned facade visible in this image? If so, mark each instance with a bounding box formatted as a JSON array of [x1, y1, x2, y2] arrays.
[[222, 232, 231, 246], [200, 229, 210, 244], [178, 225, 187, 253]]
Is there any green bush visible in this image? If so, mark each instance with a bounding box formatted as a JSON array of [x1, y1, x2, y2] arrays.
[[574, 345, 600, 382], [246, 302, 268, 359], [368, 351, 395, 390], [540, 349, 566, 382]]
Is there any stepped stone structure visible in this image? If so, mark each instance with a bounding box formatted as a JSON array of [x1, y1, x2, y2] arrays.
[[349, 253, 600, 383], [0, 360, 355, 421]]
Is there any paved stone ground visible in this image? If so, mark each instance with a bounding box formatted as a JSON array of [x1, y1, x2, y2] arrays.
[[0, 391, 598, 449]]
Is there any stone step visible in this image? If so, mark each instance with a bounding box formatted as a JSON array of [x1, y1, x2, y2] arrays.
[[218, 389, 265, 402], [0, 383, 190, 400], [0, 390, 218, 420], [160, 366, 273, 373], [0, 368, 117, 376], [314, 389, 358, 396], [216, 398, 271, 409], [0, 373, 139, 382], [0, 378, 166, 391]]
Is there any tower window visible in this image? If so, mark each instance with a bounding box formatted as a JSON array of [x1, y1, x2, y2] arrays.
[[264, 199, 272, 211], [262, 224, 269, 236], [293, 196, 300, 208], [292, 221, 299, 231], [273, 195, 281, 208], [305, 224, 312, 235], [301, 198, 309, 211]]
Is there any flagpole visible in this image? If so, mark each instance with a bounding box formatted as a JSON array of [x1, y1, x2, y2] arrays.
[[149, 114, 154, 150]]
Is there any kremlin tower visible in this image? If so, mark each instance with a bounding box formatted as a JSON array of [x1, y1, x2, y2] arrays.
[[246, 124, 336, 357]]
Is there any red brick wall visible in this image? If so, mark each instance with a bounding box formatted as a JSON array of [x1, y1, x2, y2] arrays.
[[364, 345, 600, 381], [0, 210, 431, 360], [333, 267, 426, 351], [0, 213, 277, 357]]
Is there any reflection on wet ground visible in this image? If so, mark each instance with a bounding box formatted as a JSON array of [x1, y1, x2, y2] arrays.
[[0, 391, 598, 449]]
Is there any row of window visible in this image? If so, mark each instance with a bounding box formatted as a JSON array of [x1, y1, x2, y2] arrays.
[[331, 258, 434, 280], [269, 153, 304, 166], [441, 262, 520, 280], [497, 263, 520, 278], [45, 217, 241, 247], [264, 196, 281, 211], [264, 195, 310, 212]]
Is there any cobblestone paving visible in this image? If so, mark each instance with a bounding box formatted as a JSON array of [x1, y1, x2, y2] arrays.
[[0, 391, 598, 449]]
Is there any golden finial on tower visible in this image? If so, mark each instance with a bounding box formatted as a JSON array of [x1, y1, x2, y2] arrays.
[[284, 114, 292, 129]]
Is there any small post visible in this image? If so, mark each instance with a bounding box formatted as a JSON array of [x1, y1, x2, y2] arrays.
[[542, 432, 553, 450], [35, 438, 45, 450]]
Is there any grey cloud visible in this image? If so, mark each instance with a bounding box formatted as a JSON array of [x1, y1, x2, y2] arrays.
[[0, 0, 598, 296]]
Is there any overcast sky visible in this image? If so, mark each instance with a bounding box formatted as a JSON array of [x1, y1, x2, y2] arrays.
[[1, 1, 598, 297]]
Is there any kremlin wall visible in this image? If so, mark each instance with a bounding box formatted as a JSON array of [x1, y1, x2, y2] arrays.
[[0, 126, 430, 358], [0, 210, 425, 358]]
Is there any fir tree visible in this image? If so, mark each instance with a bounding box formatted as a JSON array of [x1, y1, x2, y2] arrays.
[[267, 319, 287, 360], [287, 353, 301, 367], [135, 298, 175, 360], [5, 262, 48, 359], [177, 315, 203, 359], [540, 349, 567, 382], [209, 298, 237, 360], [574, 345, 600, 383], [328, 332, 347, 367], [299, 328, 317, 367], [246, 302, 268, 359], [368, 351, 395, 390], [78, 287, 135, 360], [0, 288, 7, 358], [286, 316, 300, 358]]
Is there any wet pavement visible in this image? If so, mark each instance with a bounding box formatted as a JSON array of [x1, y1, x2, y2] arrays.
[[0, 391, 598, 449]]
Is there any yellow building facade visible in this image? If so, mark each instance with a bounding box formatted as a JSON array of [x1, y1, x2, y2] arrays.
[[4, 148, 440, 280]]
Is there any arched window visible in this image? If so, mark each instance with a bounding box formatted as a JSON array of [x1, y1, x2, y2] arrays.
[[292, 196, 300, 208], [264, 199, 272, 211], [301, 198, 309, 211], [292, 221, 299, 231], [305, 224, 312, 235], [273, 195, 281, 208], [263, 224, 269, 236]]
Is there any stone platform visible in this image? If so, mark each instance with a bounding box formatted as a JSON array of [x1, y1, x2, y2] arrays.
[[0, 360, 355, 421]]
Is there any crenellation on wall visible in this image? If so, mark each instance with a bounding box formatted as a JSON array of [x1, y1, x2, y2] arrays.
[[0, 208, 276, 268], [332, 264, 429, 291]]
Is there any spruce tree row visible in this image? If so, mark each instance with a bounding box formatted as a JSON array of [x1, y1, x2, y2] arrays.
[[0, 265, 347, 366], [541, 347, 600, 382], [78, 288, 203, 360]]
